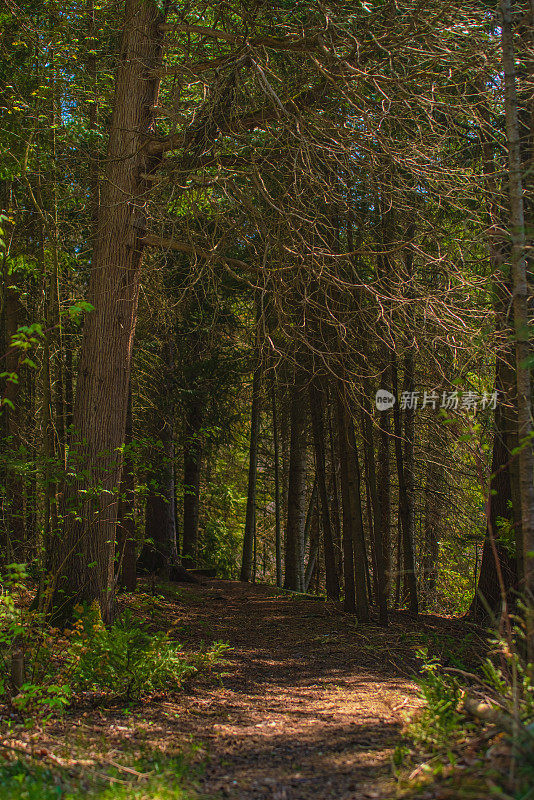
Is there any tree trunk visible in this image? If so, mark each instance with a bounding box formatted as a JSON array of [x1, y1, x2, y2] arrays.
[[391, 353, 418, 614], [361, 395, 388, 625], [378, 411, 392, 601], [50, 0, 165, 622], [421, 454, 441, 608], [284, 376, 308, 591], [117, 391, 136, 592], [309, 380, 340, 600], [240, 356, 263, 581], [328, 406, 343, 578], [303, 475, 318, 554], [272, 381, 283, 588], [500, 0, 534, 659], [182, 398, 202, 569], [304, 507, 320, 593], [139, 404, 177, 576], [0, 287, 25, 561], [468, 366, 517, 621], [336, 391, 356, 613], [346, 412, 370, 622]]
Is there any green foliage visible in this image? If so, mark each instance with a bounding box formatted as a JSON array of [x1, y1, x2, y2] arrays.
[[405, 623, 534, 796], [0, 756, 196, 800], [0, 761, 64, 800], [11, 682, 72, 718], [0, 564, 30, 694], [408, 649, 463, 749], [64, 300, 95, 325], [199, 481, 246, 577], [189, 639, 233, 674], [68, 609, 196, 701], [435, 539, 479, 615]]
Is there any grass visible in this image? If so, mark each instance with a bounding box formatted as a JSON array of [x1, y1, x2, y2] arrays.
[[0, 754, 199, 800]]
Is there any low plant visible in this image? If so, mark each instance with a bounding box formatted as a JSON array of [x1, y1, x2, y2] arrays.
[[408, 648, 464, 749], [404, 621, 534, 797], [67, 608, 197, 701], [0, 755, 197, 800]]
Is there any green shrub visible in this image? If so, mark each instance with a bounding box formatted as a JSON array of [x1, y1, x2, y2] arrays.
[[0, 760, 65, 800], [11, 682, 72, 718], [0, 756, 196, 800], [408, 649, 463, 749], [68, 610, 196, 701]]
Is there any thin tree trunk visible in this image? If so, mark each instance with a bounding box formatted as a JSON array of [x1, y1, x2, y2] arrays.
[[468, 366, 517, 621], [421, 452, 441, 608], [336, 391, 356, 613], [378, 412, 392, 601], [328, 406, 343, 579], [391, 352, 418, 614], [284, 375, 308, 592], [272, 381, 283, 587], [361, 397, 388, 625], [303, 475, 318, 554], [117, 391, 136, 592], [309, 380, 340, 600], [1, 284, 25, 561], [240, 354, 263, 581], [182, 398, 202, 569], [304, 507, 320, 592], [346, 413, 371, 622]]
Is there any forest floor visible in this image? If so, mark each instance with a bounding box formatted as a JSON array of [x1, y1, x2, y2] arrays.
[[2, 579, 486, 800]]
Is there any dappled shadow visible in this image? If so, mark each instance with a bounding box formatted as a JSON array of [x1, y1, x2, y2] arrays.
[[58, 578, 477, 800], [124, 579, 422, 798], [25, 579, 482, 800]]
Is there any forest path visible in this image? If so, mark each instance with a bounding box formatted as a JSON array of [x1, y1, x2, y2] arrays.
[[142, 579, 448, 800], [34, 580, 475, 799]]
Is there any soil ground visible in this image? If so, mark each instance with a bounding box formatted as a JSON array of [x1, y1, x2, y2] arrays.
[[6, 579, 483, 799]]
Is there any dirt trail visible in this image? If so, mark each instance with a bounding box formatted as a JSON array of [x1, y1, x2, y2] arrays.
[[32, 580, 476, 799], [162, 580, 422, 799]]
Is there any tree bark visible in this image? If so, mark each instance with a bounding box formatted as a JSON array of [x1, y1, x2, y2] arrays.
[[346, 413, 371, 622], [468, 364, 517, 621], [50, 0, 165, 622], [378, 411, 392, 600], [117, 391, 136, 592], [391, 352, 419, 614], [361, 394, 388, 625], [500, 0, 534, 659], [421, 454, 441, 607], [284, 375, 308, 591], [182, 398, 202, 569], [272, 381, 283, 588], [304, 507, 320, 593], [0, 287, 25, 561], [336, 391, 356, 613], [240, 356, 263, 581], [309, 380, 340, 600]]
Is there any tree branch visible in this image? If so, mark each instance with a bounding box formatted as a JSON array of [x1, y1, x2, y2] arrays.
[[141, 233, 251, 271], [159, 22, 320, 51], [147, 81, 328, 155]]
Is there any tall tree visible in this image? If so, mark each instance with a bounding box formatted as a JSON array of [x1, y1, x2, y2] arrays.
[[309, 379, 340, 601], [50, 0, 165, 621], [182, 397, 202, 569], [284, 373, 308, 591], [240, 320, 263, 582], [500, 0, 534, 657]]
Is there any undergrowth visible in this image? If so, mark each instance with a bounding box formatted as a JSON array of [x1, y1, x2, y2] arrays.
[[399, 620, 534, 799], [0, 565, 231, 722], [0, 754, 198, 800]]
